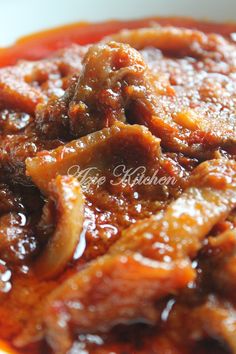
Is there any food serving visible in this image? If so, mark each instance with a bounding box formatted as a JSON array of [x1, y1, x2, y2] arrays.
[[0, 17, 236, 354]]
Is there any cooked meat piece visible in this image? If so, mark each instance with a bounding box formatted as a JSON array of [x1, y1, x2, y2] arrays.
[[20, 159, 235, 354], [35, 76, 79, 139], [41, 255, 192, 354], [200, 228, 236, 301], [105, 26, 235, 58], [35, 41, 160, 139], [27, 122, 188, 260], [0, 134, 62, 185], [27, 44, 88, 92], [34, 176, 84, 279], [110, 159, 236, 259], [0, 45, 89, 186], [0, 63, 44, 115], [0, 44, 88, 116], [26, 122, 183, 194], [167, 295, 236, 354]]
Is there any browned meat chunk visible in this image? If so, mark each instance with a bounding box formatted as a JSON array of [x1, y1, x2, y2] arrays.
[[35, 41, 157, 139]]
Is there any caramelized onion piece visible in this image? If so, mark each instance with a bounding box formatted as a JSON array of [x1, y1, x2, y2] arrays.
[[33, 175, 84, 279], [37, 159, 236, 353]]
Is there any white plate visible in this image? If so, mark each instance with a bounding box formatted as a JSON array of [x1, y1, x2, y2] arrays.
[[0, 0, 236, 46]]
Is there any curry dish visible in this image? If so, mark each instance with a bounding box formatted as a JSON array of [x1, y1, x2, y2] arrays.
[[1, 17, 236, 354]]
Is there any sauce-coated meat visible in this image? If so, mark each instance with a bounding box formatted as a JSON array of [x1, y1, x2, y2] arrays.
[[0, 19, 236, 354]]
